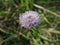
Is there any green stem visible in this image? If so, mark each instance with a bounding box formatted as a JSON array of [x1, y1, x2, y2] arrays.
[[25, 0, 29, 10], [21, 0, 24, 6]]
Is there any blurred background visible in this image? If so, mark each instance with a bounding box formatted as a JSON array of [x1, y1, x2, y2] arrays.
[[0, 0, 60, 45]]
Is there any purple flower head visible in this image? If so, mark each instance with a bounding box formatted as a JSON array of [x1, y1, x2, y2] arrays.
[[19, 11, 40, 29]]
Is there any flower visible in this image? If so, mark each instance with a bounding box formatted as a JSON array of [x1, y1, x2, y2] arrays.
[[19, 11, 40, 29]]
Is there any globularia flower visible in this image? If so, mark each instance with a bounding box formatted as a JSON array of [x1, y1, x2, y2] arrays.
[[19, 11, 40, 29]]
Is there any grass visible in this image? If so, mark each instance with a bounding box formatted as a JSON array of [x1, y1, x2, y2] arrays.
[[0, 0, 60, 45]]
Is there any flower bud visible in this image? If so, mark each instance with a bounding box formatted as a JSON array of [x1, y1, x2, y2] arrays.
[[19, 11, 40, 29]]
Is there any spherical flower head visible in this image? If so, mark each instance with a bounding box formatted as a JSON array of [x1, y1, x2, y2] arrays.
[[19, 11, 40, 29]]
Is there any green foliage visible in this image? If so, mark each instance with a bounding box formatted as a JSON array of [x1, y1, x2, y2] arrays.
[[0, 0, 60, 45]]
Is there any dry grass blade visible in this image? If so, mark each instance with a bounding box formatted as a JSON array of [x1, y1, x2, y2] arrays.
[[48, 29, 60, 34], [41, 14, 52, 27], [32, 37, 39, 45], [33, 4, 60, 18], [0, 28, 8, 34]]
